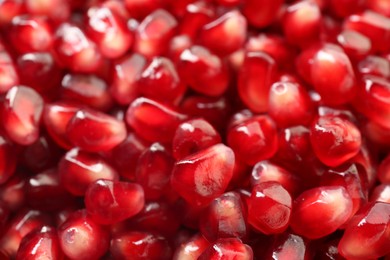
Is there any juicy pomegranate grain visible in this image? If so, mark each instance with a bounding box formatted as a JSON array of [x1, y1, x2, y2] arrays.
[[242, 0, 283, 28], [0, 0, 25, 25], [310, 115, 362, 167], [0, 134, 16, 184], [290, 186, 353, 239], [58, 209, 109, 260], [0, 173, 26, 211], [370, 184, 390, 203], [265, 233, 311, 260], [2, 86, 44, 145], [198, 238, 253, 260], [0, 47, 19, 93], [66, 108, 127, 152], [173, 233, 210, 260], [338, 202, 390, 259], [358, 55, 390, 78], [171, 144, 235, 206]]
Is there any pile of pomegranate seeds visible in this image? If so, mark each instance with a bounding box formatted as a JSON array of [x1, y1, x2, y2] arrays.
[[0, 0, 390, 259]]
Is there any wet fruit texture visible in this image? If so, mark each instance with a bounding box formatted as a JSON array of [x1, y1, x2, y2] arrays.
[[0, 1, 390, 260]]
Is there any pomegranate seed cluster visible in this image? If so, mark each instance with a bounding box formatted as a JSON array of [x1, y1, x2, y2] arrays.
[[0, 0, 389, 259]]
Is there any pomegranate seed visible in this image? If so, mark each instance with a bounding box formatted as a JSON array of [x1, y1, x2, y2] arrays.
[[43, 101, 82, 149], [268, 81, 315, 127], [16, 52, 62, 95], [2, 86, 44, 145], [250, 161, 301, 196], [86, 5, 133, 58], [124, 0, 163, 20], [354, 75, 390, 128], [338, 202, 390, 259], [227, 115, 278, 166], [110, 53, 147, 106], [328, 0, 365, 18], [0, 209, 51, 257], [367, 0, 390, 17], [290, 186, 353, 239], [310, 115, 362, 167], [265, 233, 311, 259], [310, 44, 357, 105], [173, 233, 210, 260], [358, 55, 390, 78], [15, 226, 63, 260], [60, 73, 113, 112], [135, 142, 174, 200], [85, 179, 144, 225], [25, 0, 70, 23], [168, 34, 192, 62], [171, 144, 235, 207], [248, 182, 292, 234], [282, 1, 322, 47], [242, 0, 283, 28], [110, 231, 172, 260], [238, 51, 277, 113], [53, 23, 103, 73], [134, 9, 178, 58], [66, 108, 127, 152], [370, 184, 390, 203], [200, 10, 247, 56], [0, 47, 19, 93], [0, 0, 25, 25], [58, 209, 109, 260], [337, 30, 372, 60], [137, 57, 186, 104], [178, 45, 229, 97], [59, 148, 119, 196], [172, 118, 221, 160], [200, 191, 248, 241], [8, 15, 53, 53], [126, 97, 187, 143], [378, 154, 390, 183], [0, 134, 16, 184], [26, 168, 75, 211], [198, 238, 253, 260], [0, 173, 26, 211], [343, 10, 390, 53]]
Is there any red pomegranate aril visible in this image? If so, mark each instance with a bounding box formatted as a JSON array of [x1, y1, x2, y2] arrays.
[[246, 34, 297, 71], [110, 53, 146, 106], [126, 97, 187, 143], [265, 233, 311, 260], [171, 144, 235, 207], [110, 231, 172, 260], [198, 238, 253, 260], [238, 51, 277, 113], [282, 1, 322, 47], [58, 209, 109, 260], [52, 23, 103, 73], [16, 52, 62, 95], [8, 15, 53, 53], [343, 11, 390, 53], [86, 5, 132, 59], [135, 142, 174, 200], [137, 57, 186, 105], [0, 47, 19, 93], [268, 81, 315, 127], [200, 10, 247, 56], [169, 34, 192, 62], [178, 45, 229, 97], [85, 179, 144, 225], [358, 55, 390, 78], [25, 0, 70, 23], [378, 154, 390, 183], [241, 0, 283, 28], [172, 118, 221, 160], [227, 115, 278, 166], [310, 115, 361, 167], [60, 73, 113, 112], [310, 44, 357, 105], [2, 86, 44, 145], [337, 30, 372, 59], [59, 148, 119, 196], [0, 0, 25, 25], [0, 209, 51, 257], [200, 191, 248, 241], [0, 134, 16, 184], [134, 9, 178, 58], [126, 200, 181, 237], [328, 0, 365, 18], [124, 0, 162, 20], [66, 108, 127, 152], [248, 182, 292, 235], [250, 161, 301, 196], [0, 173, 26, 211], [353, 75, 390, 128], [179, 1, 215, 40], [173, 233, 210, 260], [338, 202, 390, 259], [367, 0, 390, 17], [370, 184, 390, 203], [290, 186, 353, 239], [15, 226, 63, 260]]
